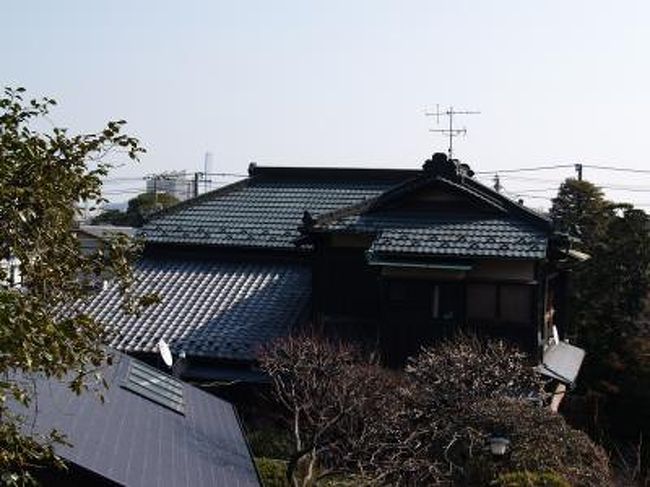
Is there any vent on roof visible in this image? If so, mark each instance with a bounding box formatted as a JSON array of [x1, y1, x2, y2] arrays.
[[121, 360, 185, 414]]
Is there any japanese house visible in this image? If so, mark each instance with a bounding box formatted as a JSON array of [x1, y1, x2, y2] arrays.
[[84, 153, 575, 380]]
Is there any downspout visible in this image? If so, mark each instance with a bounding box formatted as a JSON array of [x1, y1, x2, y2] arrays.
[[534, 260, 547, 363]]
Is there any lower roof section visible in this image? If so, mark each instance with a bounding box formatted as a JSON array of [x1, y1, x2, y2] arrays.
[[10, 352, 260, 487], [331, 214, 548, 259], [83, 257, 311, 362]]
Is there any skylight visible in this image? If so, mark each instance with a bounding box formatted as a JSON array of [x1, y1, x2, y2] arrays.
[[121, 360, 185, 414]]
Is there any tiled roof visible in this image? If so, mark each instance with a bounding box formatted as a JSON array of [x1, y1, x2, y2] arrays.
[[327, 213, 548, 259], [82, 258, 310, 361], [10, 352, 260, 487], [142, 174, 408, 249]]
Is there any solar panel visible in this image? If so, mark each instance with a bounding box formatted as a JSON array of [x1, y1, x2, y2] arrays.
[[121, 360, 185, 414]]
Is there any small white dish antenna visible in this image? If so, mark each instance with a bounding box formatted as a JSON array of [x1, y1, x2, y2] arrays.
[[552, 325, 560, 345], [158, 339, 173, 367]]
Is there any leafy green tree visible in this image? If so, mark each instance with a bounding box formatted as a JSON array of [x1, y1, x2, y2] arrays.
[[90, 208, 131, 226], [0, 87, 147, 484], [123, 192, 179, 226], [550, 179, 650, 359], [91, 192, 179, 227], [550, 178, 650, 480]]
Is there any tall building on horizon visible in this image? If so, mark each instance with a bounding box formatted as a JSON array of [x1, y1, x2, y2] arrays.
[[146, 171, 193, 201]]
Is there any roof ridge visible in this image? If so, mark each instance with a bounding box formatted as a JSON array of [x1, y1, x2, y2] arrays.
[[368, 175, 510, 214], [249, 164, 420, 182], [303, 173, 552, 237], [462, 177, 552, 228], [306, 175, 505, 231]]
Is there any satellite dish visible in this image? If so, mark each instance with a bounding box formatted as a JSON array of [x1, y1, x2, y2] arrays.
[[552, 326, 560, 345], [158, 339, 173, 367]]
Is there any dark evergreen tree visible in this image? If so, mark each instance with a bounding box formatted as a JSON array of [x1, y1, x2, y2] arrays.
[[551, 178, 650, 481]]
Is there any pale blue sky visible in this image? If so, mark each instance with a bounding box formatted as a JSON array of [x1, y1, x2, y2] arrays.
[[2, 1, 650, 208]]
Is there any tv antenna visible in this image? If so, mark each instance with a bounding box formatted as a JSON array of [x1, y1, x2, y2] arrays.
[[426, 104, 480, 160]]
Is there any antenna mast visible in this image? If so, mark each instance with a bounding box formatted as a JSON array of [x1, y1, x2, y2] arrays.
[[426, 104, 480, 159]]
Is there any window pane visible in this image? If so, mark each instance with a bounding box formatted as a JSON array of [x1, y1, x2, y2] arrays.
[[121, 361, 185, 414]]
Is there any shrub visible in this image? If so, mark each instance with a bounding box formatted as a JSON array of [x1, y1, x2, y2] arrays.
[[259, 335, 401, 486], [354, 335, 611, 486], [262, 335, 612, 486], [495, 471, 571, 487], [255, 457, 288, 487], [247, 425, 293, 459], [464, 398, 611, 486]]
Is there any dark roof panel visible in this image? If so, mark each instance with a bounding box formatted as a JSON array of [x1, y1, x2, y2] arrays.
[[11, 353, 260, 487], [82, 258, 310, 361]]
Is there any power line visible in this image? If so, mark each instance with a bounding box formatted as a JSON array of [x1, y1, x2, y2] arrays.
[[508, 187, 560, 193], [508, 193, 554, 200], [477, 162, 650, 177], [205, 172, 247, 178], [497, 174, 567, 183], [101, 172, 246, 184], [600, 186, 650, 193], [475, 164, 574, 174], [583, 164, 650, 175]]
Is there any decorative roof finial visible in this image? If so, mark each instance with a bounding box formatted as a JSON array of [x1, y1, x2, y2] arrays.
[[423, 152, 458, 179]]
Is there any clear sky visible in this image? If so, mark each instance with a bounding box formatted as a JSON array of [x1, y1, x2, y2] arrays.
[[2, 1, 650, 209]]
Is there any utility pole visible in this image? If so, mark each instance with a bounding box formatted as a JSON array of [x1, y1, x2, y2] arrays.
[[144, 174, 160, 208], [574, 163, 583, 181], [204, 152, 213, 193], [153, 176, 158, 208], [493, 173, 502, 193], [193, 172, 201, 198], [426, 104, 480, 160]]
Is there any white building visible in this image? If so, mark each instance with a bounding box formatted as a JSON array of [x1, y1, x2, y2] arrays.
[[146, 171, 193, 201]]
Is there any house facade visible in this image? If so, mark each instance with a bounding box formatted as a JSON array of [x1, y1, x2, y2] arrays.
[[84, 153, 574, 381], [300, 153, 570, 363]]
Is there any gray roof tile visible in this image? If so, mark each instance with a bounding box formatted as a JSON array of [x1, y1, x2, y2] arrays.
[[329, 213, 548, 259], [82, 258, 310, 361], [141, 179, 400, 248]]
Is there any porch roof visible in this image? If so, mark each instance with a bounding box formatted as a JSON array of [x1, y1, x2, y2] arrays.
[[336, 213, 548, 259]]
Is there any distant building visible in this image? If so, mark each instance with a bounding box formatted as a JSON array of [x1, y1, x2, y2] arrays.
[[146, 171, 193, 201]]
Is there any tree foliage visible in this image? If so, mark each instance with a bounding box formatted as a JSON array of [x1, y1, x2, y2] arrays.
[[550, 178, 650, 354], [550, 178, 650, 480], [91, 191, 179, 227], [0, 87, 146, 484], [549, 179, 613, 250], [495, 470, 571, 486]]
